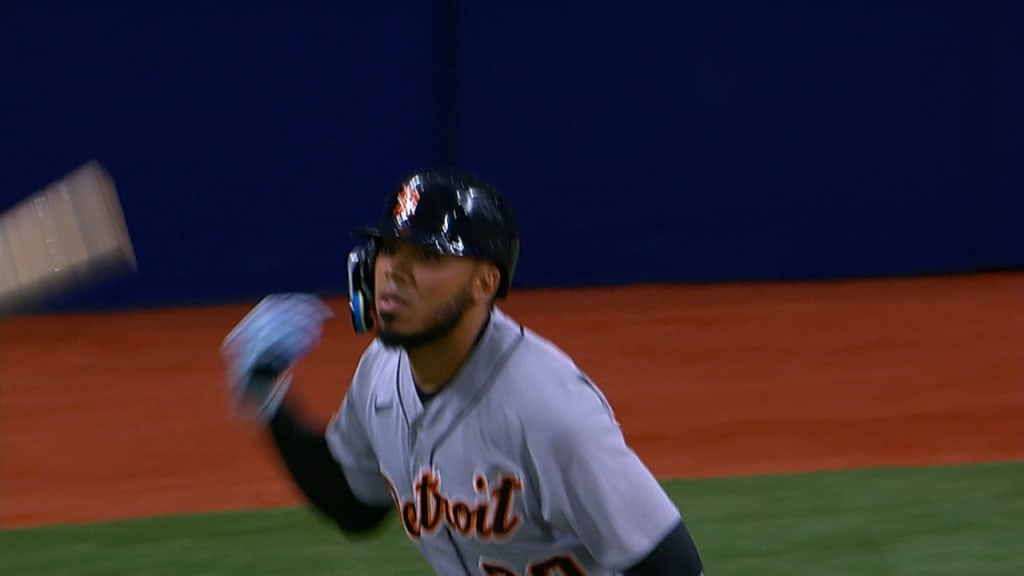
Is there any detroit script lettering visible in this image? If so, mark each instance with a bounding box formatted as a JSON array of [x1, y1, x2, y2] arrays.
[[397, 470, 523, 540]]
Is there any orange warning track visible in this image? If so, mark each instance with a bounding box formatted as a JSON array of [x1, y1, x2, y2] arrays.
[[1, 274, 1021, 528]]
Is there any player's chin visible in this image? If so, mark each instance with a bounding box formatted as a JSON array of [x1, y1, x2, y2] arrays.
[[377, 312, 408, 332], [375, 316, 413, 349], [376, 328, 410, 350]]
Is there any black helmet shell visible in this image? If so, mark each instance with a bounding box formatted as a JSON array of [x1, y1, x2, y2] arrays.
[[354, 171, 519, 298]]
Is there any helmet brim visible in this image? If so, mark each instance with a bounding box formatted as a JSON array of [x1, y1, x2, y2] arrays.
[[352, 223, 470, 258]]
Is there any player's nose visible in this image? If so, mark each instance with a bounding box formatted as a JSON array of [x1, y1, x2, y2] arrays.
[[377, 249, 411, 281]]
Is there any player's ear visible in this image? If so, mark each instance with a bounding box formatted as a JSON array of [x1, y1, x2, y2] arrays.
[[472, 262, 501, 303]]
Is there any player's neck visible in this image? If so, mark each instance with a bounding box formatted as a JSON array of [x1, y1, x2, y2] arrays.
[[408, 307, 491, 395]]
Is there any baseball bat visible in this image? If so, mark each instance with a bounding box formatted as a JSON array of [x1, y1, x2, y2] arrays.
[[0, 160, 137, 315]]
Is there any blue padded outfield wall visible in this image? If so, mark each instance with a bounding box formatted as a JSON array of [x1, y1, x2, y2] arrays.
[[2, 2, 1022, 311]]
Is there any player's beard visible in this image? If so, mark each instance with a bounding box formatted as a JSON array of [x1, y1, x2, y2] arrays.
[[376, 283, 473, 351]]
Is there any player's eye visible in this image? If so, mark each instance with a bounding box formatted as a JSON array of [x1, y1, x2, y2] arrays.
[[376, 240, 441, 262], [418, 247, 442, 262]]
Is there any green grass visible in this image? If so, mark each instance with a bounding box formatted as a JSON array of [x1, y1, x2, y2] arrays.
[[678, 462, 1024, 575], [2, 462, 1021, 575], [0, 507, 428, 576]]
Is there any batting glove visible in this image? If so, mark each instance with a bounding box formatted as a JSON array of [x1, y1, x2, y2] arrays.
[[221, 293, 333, 422]]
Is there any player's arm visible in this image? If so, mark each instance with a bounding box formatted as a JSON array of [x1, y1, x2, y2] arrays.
[[220, 294, 390, 533], [267, 394, 391, 533], [623, 519, 703, 576]]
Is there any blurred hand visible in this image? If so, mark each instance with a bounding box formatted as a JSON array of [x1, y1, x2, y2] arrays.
[[221, 293, 333, 421]]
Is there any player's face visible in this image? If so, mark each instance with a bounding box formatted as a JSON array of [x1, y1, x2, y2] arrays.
[[373, 238, 483, 350]]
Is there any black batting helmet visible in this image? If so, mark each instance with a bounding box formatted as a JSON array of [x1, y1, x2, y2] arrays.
[[353, 170, 520, 298]]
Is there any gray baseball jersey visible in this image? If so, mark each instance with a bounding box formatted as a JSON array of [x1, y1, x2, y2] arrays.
[[326, 308, 680, 575]]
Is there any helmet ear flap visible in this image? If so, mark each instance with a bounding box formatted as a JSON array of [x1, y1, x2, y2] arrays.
[[347, 241, 377, 334]]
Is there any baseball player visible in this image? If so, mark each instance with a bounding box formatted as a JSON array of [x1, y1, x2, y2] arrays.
[[222, 171, 704, 575]]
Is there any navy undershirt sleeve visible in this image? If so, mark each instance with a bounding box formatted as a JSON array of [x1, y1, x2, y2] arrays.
[[268, 401, 391, 533], [624, 519, 704, 576]]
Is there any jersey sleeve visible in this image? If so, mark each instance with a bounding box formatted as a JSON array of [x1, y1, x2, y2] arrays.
[[325, 348, 395, 508], [522, 374, 682, 571]]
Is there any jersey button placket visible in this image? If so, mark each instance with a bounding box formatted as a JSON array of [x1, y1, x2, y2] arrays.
[[410, 417, 430, 473]]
